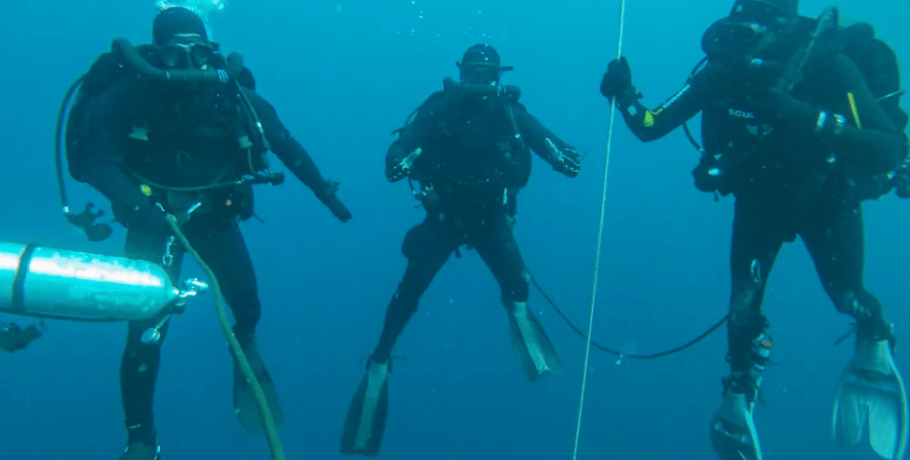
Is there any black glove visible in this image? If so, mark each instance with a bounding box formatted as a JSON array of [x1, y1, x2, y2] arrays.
[[601, 57, 633, 101], [0, 322, 42, 353], [386, 147, 423, 183], [321, 180, 352, 222], [747, 87, 825, 133], [556, 147, 581, 178], [326, 196, 352, 222], [386, 161, 408, 182], [65, 202, 113, 242], [544, 139, 580, 178]]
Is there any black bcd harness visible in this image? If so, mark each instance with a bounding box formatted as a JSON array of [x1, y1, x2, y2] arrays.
[[394, 78, 529, 212], [55, 38, 277, 242], [684, 8, 907, 202]]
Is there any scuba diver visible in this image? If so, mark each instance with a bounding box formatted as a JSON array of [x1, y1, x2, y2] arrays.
[[0, 321, 42, 353], [599, 1, 909, 460], [64, 7, 352, 460], [339, 44, 580, 457]]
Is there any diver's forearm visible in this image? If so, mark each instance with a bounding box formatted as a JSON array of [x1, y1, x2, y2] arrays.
[[275, 139, 332, 201]]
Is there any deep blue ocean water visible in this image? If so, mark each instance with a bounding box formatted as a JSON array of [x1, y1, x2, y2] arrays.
[[0, 0, 908, 458]]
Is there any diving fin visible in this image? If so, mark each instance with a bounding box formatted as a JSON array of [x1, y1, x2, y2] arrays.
[[710, 386, 763, 460], [232, 341, 285, 434], [340, 359, 391, 457], [506, 301, 562, 383], [832, 337, 909, 460], [711, 333, 772, 460]]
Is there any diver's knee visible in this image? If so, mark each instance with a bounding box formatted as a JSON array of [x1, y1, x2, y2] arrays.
[[389, 283, 421, 316], [221, 278, 259, 308], [729, 279, 762, 327]]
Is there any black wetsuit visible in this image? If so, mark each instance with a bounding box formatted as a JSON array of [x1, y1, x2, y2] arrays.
[[613, 50, 906, 377], [0, 322, 42, 352], [77, 73, 349, 446], [372, 91, 577, 364]]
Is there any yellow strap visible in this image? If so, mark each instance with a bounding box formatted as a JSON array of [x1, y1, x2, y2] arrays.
[[847, 92, 862, 129]]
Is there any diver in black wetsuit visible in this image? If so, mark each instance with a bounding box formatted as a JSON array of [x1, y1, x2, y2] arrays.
[[0, 321, 42, 353], [599, 1, 909, 460], [339, 44, 580, 457], [67, 7, 351, 460]]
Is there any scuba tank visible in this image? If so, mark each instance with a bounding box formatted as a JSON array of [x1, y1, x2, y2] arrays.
[[0, 241, 208, 344]]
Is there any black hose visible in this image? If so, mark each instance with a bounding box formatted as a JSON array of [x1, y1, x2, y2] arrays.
[[54, 76, 85, 211], [111, 37, 231, 85], [681, 57, 708, 156], [442, 77, 520, 99], [528, 272, 727, 360]]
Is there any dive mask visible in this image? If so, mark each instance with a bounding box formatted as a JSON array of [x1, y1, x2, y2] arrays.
[[703, 0, 795, 56], [458, 61, 501, 86], [729, 0, 793, 28], [157, 33, 215, 69]]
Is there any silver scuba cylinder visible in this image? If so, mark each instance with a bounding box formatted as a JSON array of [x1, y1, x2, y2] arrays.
[[0, 242, 206, 323]]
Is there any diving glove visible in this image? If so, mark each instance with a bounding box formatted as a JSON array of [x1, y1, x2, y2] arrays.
[[545, 139, 580, 178], [321, 180, 352, 222], [386, 147, 423, 183], [600, 57, 634, 102], [746, 88, 845, 139]]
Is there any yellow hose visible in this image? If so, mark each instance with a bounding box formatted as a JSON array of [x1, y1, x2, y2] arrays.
[[166, 215, 286, 460]]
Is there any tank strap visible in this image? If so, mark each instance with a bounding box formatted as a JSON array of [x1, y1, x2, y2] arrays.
[[11, 244, 39, 313]]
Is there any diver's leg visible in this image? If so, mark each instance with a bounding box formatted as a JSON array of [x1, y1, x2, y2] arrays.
[[726, 195, 784, 389], [180, 216, 282, 434], [802, 206, 890, 339], [711, 195, 785, 460], [340, 218, 456, 456], [471, 211, 561, 382], [182, 217, 261, 348], [119, 229, 185, 459], [372, 218, 456, 364], [803, 205, 907, 458]]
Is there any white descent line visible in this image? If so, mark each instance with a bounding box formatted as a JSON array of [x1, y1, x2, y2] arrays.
[[571, 0, 627, 458]]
